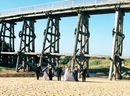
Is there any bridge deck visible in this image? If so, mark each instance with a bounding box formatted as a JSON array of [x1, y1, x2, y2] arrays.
[[1, 52, 130, 59], [0, 0, 130, 22]]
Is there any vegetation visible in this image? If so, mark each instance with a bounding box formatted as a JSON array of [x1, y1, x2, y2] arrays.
[[60, 56, 130, 75], [0, 66, 15, 71], [0, 38, 11, 52], [122, 59, 130, 68], [60, 56, 71, 65], [0, 38, 16, 67]]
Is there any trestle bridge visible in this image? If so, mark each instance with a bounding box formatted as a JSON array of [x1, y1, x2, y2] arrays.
[[0, 0, 130, 80]]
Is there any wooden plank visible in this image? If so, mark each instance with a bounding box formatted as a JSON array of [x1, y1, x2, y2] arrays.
[[1, 52, 130, 59]]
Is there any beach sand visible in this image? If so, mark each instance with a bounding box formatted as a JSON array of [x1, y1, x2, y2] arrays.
[[0, 76, 130, 96]]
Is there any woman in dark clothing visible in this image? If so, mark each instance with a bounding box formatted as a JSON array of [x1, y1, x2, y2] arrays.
[[48, 64, 53, 80]]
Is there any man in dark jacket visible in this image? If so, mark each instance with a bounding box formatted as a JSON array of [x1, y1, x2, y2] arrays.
[[80, 65, 87, 82], [56, 65, 62, 81], [73, 66, 79, 81], [35, 64, 42, 80]]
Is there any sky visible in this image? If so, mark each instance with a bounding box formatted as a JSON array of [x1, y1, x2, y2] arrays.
[[0, 0, 130, 56]]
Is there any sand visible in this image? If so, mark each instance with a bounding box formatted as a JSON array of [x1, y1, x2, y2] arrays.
[[0, 76, 130, 96]]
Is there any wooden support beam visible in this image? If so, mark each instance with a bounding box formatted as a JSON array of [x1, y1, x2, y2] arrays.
[[1, 52, 130, 59]]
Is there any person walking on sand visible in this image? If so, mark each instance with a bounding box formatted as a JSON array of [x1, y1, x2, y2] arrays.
[[61, 65, 68, 81], [48, 64, 53, 80], [35, 64, 42, 80], [43, 69, 48, 80], [56, 64, 63, 81], [73, 66, 79, 82], [66, 69, 74, 81], [80, 65, 87, 82]]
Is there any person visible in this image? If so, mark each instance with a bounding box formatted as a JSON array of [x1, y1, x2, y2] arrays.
[[35, 64, 42, 80], [80, 65, 87, 82], [43, 69, 48, 80], [61, 65, 74, 81], [56, 64, 63, 81], [66, 69, 74, 81], [48, 64, 53, 80], [73, 66, 79, 81], [61, 65, 68, 81]]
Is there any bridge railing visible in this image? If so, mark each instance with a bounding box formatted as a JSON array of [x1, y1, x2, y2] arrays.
[[0, 0, 124, 17]]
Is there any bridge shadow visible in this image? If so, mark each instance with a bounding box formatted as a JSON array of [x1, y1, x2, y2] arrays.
[[88, 67, 130, 80], [89, 68, 109, 76]]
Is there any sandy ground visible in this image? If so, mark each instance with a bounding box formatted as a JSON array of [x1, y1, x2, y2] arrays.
[[0, 76, 130, 96]]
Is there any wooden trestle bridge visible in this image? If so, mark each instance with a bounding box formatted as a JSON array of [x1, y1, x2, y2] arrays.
[[0, 0, 130, 80]]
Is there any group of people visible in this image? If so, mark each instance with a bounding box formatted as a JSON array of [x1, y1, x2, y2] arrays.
[[61, 65, 87, 82], [34, 63, 87, 82], [35, 64, 53, 80]]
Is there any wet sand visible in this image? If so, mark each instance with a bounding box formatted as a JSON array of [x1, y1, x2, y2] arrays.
[[0, 77, 130, 96]]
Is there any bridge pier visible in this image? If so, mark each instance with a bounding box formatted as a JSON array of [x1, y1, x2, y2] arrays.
[[0, 21, 16, 65], [108, 9, 125, 80], [16, 17, 36, 72], [71, 12, 90, 76], [39, 15, 60, 68]]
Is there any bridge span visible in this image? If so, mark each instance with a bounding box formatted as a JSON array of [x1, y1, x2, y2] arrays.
[[0, 0, 130, 80], [0, 0, 130, 22]]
